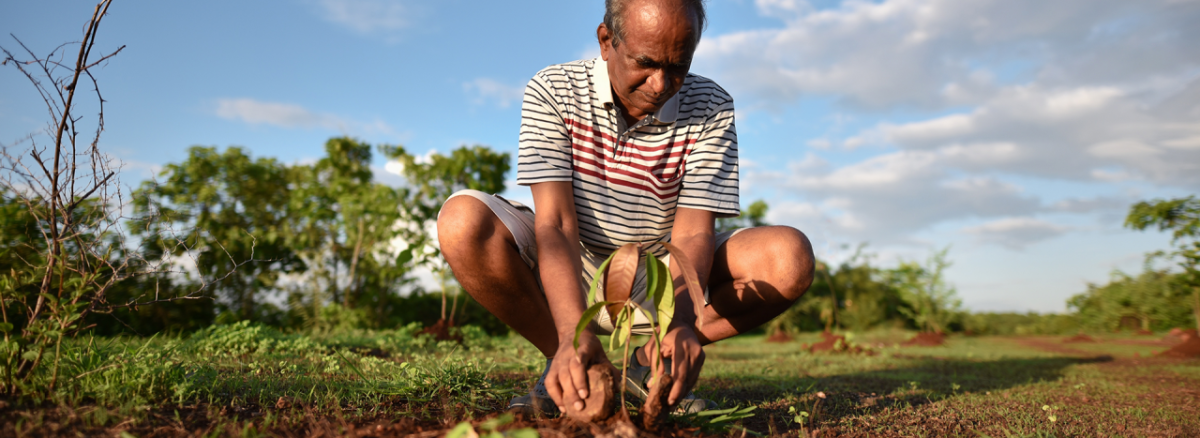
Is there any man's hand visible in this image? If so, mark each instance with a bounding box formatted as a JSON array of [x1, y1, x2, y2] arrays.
[[545, 331, 612, 413], [656, 323, 705, 405]]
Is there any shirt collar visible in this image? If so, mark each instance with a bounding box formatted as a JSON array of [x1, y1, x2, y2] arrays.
[[590, 57, 680, 125]]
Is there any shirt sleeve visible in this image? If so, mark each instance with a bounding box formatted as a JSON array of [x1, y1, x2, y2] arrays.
[[677, 93, 740, 218], [516, 72, 574, 186]]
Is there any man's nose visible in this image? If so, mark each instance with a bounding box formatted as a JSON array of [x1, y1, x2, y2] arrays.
[[648, 69, 667, 95]]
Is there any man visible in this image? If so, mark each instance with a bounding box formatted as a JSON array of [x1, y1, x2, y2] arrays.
[[437, 0, 814, 416]]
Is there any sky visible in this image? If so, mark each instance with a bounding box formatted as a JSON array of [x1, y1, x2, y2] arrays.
[[2, 0, 1198, 313]]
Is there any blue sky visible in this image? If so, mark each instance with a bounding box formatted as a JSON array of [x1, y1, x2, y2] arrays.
[[3, 0, 1198, 312]]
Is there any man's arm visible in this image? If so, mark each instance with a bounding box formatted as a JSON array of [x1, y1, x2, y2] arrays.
[[661, 206, 715, 405], [530, 181, 610, 413]]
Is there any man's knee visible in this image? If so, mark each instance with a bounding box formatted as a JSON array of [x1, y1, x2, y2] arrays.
[[757, 225, 815, 303], [436, 192, 499, 258]]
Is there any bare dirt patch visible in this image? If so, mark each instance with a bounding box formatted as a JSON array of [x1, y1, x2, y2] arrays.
[[902, 332, 945, 347]]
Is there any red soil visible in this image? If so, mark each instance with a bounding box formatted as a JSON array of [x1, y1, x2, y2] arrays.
[[1165, 328, 1198, 344], [1063, 334, 1098, 343], [416, 318, 462, 342], [765, 329, 793, 343], [809, 334, 844, 352], [1159, 335, 1200, 358], [902, 332, 945, 347]]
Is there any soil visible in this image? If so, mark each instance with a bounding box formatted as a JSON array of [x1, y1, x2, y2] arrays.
[[1063, 333, 1097, 343], [765, 329, 793, 343], [1159, 335, 1200, 358], [416, 318, 462, 342], [809, 334, 844, 352], [640, 373, 674, 432], [1135, 329, 1154, 336], [902, 332, 945, 347], [564, 363, 620, 423], [1165, 328, 1198, 344]]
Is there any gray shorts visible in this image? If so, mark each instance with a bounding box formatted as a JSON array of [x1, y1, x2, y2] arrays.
[[442, 189, 744, 335]]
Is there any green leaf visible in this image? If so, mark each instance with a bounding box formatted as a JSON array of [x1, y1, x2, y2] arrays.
[[507, 428, 540, 438], [587, 252, 617, 306], [651, 255, 675, 344], [574, 301, 611, 350], [396, 247, 415, 265], [609, 306, 636, 351], [479, 413, 513, 431], [0, 322, 11, 333], [612, 306, 633, 352], [445, 422, 476, 438], [645, 251, 659, 304]]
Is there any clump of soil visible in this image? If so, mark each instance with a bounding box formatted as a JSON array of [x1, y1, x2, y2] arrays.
[[1158, 335, 1200, 358], [808, 333, 844, 352], [564, 363, 621, 423], [1165, 328, 1198, 344], [640, 373, 674, 432], [902, 332, 945, 347], [1063, 333, 1098, 343], [766, 329, 793, 343], [802, 333, 875, 355], [416, 318, 463, 342]]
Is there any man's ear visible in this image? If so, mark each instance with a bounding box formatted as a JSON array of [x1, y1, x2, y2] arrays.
[[597, 23, 612, 61]]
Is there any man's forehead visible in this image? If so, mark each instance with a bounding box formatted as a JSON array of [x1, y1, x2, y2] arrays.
[[621, 0, 699, 44]]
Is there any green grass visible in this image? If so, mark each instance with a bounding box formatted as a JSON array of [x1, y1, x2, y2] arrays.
[[1, 325, 1197, 437]]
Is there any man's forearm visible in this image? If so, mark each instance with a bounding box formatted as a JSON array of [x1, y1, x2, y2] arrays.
[[535, 224, 589, 339], [668, 232, 714, 327]]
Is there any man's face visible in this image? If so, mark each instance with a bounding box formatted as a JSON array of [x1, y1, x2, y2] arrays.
[[598, 0, 698, 122]]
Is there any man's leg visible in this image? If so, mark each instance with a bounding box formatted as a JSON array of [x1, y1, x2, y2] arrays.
[[436, 193, 558, 357], [631, 225, 814, 374], [696, 225, 815, 344]]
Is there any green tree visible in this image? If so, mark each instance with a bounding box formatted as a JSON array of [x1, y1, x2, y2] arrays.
[[1068, 268, 1192, 332], [716, 199, 769, 233], [890, 247, 960, 334], [286, 137, 413, 328], [132, 146, 302, 322], [380, 144, 509, 325], [1125, 196, 1200, 330]]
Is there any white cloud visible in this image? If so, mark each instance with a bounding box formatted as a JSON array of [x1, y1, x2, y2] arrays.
[[963, 217, 1069, 250], [214, 98, 399, 136], [695, 0, 1200, 110], [463, 78, 525, 109], [317, 0, 411, 34]]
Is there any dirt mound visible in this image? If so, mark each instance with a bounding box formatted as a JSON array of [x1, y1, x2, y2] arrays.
[[902, 332, 945, 347], [801, 334, 875, 355], [1158, 335, 1200, 358], [1135, 329, 1154, 336], [416, 318, 462, 342], [766, 329, 793, 343], [809, 334, 844, 352], [1063, 334, 1098, 343], [1165, 328, 1198, 344]]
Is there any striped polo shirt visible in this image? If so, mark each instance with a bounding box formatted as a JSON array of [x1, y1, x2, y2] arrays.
[[516, 57, 739, 256]]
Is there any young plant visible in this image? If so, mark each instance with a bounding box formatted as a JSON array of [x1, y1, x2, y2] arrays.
[[569, 242, 706, 429]]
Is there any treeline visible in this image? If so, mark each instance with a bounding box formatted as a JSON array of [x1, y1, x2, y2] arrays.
[[2, 137, 511, 336], [765, 196, 1200, 335], [5, 136, 1195, 338]]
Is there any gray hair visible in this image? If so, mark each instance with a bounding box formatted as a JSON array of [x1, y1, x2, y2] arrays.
[[604, 0, 707, 48]]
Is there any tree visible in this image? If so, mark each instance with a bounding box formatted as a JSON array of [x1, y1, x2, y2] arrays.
[[891, 247, 961, 334], [1125, 196, 1200, 330], [1068, 268, 1191, 332], [132, 146, 302, 322], [380, 145, 509, 327], [716, 199, 768, 233]]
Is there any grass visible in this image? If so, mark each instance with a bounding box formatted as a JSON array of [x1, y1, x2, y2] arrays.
[[0, 324, 1197, 437]]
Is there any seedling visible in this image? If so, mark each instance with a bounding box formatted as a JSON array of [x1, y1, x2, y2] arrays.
[[569, 242, 706, 429]]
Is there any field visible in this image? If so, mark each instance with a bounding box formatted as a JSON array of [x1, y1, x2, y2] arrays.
[[1, 324, 1197, 437]]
